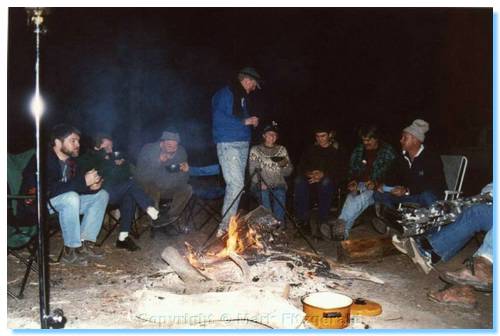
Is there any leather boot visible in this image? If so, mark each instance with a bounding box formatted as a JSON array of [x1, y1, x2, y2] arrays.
[[441, 256, 492, 292]]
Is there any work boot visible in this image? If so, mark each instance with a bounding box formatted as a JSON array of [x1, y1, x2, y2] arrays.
[[330, 219, 346, 241], [441, 256, 493, 292], [78, 240, 104, 259], [428, 285, 477, 308], [116, 236, 141, 251], [61, 247, 88, 266], [319, 222, 332, 240]]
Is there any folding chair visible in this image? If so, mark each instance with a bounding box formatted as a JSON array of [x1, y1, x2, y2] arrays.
[[7, 149, 38, 299], [441, 155, 468, 200], [186, 164, 225, 230]]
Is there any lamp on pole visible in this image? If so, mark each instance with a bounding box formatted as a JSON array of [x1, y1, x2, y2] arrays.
[[25, 7, 66, 329]]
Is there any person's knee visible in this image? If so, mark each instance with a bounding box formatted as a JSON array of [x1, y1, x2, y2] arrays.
[[61, 191, 80, 209], [95, 189, 109, 203]]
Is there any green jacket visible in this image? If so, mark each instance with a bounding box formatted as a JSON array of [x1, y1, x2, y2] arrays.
[[77, 149, 132, 188], [348, 141, 396, 183]]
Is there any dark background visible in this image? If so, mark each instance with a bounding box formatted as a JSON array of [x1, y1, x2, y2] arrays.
[[7, 7, 493, 194]]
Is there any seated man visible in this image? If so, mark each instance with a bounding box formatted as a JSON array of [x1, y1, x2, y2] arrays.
[[321, 124, 397, 240], [135, 128, 192, 231], [78, 134, 159, 251], [293, 125, 346, 236], [21, 124, 109, 265], [374, 119, 446, 209], [392, 183, 492, 275]]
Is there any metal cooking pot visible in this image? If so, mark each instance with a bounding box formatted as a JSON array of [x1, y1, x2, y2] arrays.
[[301, 291, 353, 329]]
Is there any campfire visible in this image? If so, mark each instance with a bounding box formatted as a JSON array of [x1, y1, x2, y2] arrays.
[[135, 206, 385, 329]]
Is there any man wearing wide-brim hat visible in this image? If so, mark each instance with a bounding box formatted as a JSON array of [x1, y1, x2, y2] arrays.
[[211, 67, 262, 237]]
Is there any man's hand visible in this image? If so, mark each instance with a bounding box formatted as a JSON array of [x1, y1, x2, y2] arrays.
[[114, 159, 125, 166], [89, 179, 103, 191], [391, 186, 408, 197], [179, 162, 189, 173], [244, 116, 259, 127], [307, 170, 324, 184], [85, 169, 101, 186], [366, 180, 376, 190], [277, 158, 288, 167], [347, 180, 358, 193], [160, 152, 174, 163]]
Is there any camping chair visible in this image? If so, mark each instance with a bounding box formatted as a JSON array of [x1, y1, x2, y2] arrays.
[[441, 155, 468, 200], [96, 205, 121, 246], [7, 149, 38, 299], [185, 164, 225, 231]]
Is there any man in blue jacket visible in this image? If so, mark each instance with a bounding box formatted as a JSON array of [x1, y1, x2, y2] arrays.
[[212, 67, 261, 237], [22, 124, 109, 265]]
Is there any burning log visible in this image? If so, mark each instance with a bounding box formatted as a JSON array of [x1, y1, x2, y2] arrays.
[[227, 251, 251, 282], [161, 246, 210, 284]]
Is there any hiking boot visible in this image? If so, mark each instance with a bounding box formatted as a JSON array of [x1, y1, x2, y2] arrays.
[[319, 222, 332, 240], [61, 247, 88, 266], [392, 235, 433, 274], [428, 285, 477, 308], [331, 219, 346, 241], [116, 236, 141, 251], [78, 240, 104, 259], [441, 257, 493, 292]]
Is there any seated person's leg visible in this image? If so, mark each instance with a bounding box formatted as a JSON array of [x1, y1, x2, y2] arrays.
[[79, 189, 109, 244], [164, 184, 193, 219], [425, 203, 493, 262], [339, 189, 375, 237], [293, 175, 310, 221], [49, 191, 82, 248], [127, 179, 157, 214], [373, 191, 400, 208], [317, 177, 335, 223]]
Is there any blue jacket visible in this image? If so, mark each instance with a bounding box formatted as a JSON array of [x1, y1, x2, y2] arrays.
[[212, 85, 251, 143]]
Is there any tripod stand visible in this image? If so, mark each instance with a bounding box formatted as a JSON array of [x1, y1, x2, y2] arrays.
[[200, 167, 319, 255]]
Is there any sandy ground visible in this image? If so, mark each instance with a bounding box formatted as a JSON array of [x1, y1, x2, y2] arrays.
[[7, 210, 493, 330]]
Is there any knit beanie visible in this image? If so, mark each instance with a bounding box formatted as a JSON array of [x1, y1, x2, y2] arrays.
[[403, 119, 429, 142], [160, 131, 180, 143]]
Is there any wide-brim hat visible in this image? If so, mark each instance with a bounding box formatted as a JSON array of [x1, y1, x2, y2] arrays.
[[238, 67, 263, 89]]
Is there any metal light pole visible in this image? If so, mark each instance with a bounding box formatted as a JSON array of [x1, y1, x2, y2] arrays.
[[25, 7, 66, 329]]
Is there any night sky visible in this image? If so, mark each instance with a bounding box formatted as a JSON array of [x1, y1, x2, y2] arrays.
[[7, 7, 493, 191]]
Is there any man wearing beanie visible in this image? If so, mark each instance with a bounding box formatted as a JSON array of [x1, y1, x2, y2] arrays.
[[373, 119, 446, 209], [212, 67, 262, 237], [135, 128, 193, 233]]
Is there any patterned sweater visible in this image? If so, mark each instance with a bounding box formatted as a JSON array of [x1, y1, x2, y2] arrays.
[[248, 144, 293, 189], [348, 141, 397, 183]]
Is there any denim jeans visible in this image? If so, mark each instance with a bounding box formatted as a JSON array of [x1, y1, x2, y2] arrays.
[[339, 182, 374, 237], [474, 229, 493, 263], [426, 203, 493, 262], [373, 190, 438, 208], [106, 179, 154, 232], [254, 187, 287, 222], [49, 189, 109, 248], [294, 175, 335, 222], [217, 141, 249, 230]]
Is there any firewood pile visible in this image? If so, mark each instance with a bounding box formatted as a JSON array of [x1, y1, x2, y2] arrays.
[[134, 206, 384, 329]]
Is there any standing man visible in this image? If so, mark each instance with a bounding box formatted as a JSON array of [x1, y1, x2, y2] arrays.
[[135, 128, 192, 232], [212, 67, 262, 237]]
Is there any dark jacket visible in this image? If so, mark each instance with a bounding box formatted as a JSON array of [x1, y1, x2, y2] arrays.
[[77, 149, 131, 189], [212, 80, 252, 143], [297, 144, 347, 186], [385, 146, 446, 196], [21, 150, 91, 199]]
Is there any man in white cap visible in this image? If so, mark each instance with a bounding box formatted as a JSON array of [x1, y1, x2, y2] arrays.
[[212, 67, 262, 237], [373, 119, 446, 208]]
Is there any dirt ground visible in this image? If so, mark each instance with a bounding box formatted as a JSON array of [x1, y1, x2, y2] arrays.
[[7, 208, 493, 330]]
